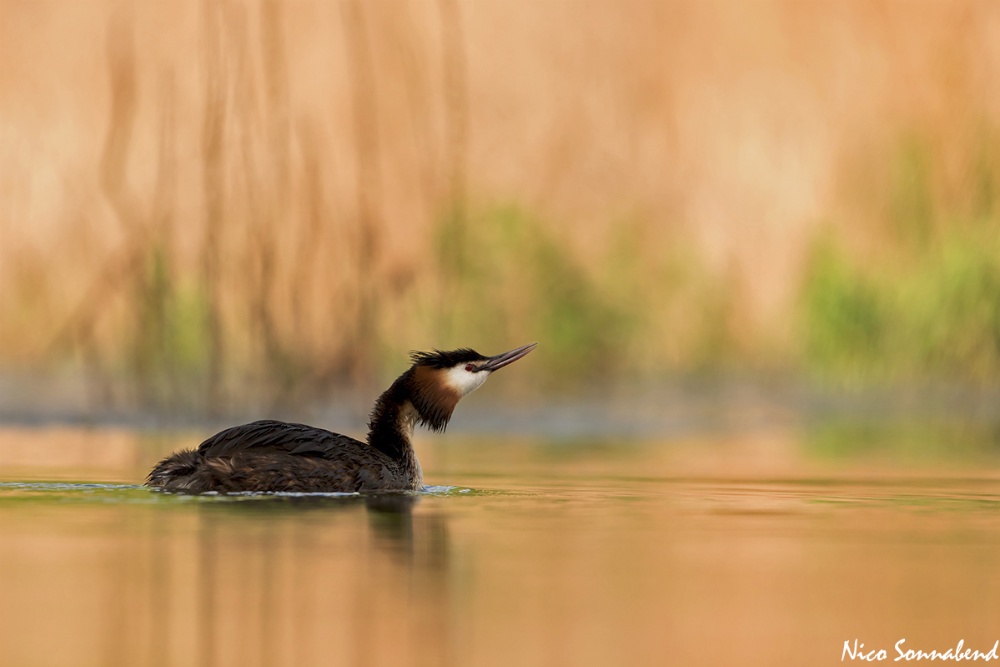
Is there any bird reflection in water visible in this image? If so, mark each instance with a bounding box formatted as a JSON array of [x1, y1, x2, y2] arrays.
[[140, 492, 453, 667]]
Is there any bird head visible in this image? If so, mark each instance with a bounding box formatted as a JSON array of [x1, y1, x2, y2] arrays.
[[406, 342, 538, 430]]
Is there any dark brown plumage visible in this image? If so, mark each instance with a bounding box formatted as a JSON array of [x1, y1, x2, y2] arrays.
[[145, 343, 536, 493]]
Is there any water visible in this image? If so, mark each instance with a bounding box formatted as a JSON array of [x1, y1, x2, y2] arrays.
[[3, 421, 1000, 667]]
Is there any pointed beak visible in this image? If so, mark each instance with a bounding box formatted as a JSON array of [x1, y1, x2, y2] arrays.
[[480, 342, 538, 372]]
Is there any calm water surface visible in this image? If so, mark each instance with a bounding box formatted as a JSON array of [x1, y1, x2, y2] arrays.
[[2, 421, 1000, 667]]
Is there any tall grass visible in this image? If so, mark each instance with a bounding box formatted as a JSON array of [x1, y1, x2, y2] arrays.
[[434, 204, 636, 383], [802, 130, 1000, 384], [1, 1, 999, 409]]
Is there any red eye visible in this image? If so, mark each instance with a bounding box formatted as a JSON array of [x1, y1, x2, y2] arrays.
[[465, 363, 475, 372]]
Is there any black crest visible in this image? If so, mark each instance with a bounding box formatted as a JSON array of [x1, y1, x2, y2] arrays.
[[409, 348, 486, 369]]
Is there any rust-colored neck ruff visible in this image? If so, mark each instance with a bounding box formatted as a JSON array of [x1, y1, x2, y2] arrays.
[[366, 366, 459, 460]]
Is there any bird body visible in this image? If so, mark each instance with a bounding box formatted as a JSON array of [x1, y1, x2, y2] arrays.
[[146, 343, 536, 493]]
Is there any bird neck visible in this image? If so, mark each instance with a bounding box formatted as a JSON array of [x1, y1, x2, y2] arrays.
[[367, 394, 418, 460], [367, 369, 420, 461], [366, 366, 458, 460]]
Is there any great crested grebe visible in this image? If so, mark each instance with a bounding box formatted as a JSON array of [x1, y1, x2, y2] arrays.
[[146, 343, 537, 493]]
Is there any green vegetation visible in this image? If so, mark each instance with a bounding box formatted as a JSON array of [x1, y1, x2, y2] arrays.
[[802, 234, 1000, 383], [801, 131, 1000, 384], [801, 240, 887, 378], [434, 204, 636, 382], [129, 246, 215, 406]]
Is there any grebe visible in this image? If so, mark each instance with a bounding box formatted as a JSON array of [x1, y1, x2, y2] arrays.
[[146, 343, 537, 493]]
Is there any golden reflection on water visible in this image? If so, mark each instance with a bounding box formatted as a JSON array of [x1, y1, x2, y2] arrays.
[[2, 427, 1000, 667]]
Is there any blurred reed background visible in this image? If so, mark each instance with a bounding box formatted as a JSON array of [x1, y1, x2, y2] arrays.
[[2, 1, 999, 413]]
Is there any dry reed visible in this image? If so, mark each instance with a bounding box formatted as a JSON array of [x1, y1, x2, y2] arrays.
[[1, 1, 999, 407]]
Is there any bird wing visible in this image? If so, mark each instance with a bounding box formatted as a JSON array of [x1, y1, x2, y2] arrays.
[[195, 419, 368, 460]]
